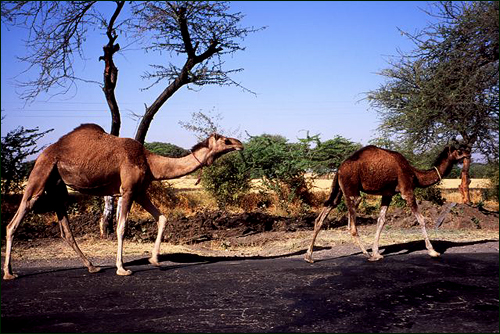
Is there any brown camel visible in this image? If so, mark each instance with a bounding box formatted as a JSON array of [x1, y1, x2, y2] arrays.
[[304, 144, 470, 263], [3, 124, 243, 279]]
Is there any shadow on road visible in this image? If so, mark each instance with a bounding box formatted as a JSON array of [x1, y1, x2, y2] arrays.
[[378, 239, 498, 257], [124, 246, 331, 268], [304, 239, 499, 263], [12, 239, 498, 278], [124, 238, 498, 268]]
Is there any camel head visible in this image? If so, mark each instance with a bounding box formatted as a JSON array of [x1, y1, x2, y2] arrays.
[[448, 142, 471, 162], [192, 133, 244, 166], [432, 143, 471, 177]]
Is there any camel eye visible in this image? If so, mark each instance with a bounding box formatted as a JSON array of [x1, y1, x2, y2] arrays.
[[225, 139, 232, 145]]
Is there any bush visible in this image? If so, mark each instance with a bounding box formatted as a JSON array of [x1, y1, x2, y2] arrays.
[[144, 142, 189, 158], [485, 164, 499, 202], [200, 152, 251, 208], [243, 134, 313, 209], [415, 186, 445, 205], [1, 125, 52, 194], [390, 185, 444, 208]]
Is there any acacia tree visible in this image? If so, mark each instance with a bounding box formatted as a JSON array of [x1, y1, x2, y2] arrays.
[[2, 1, 261, 232], [130, 1, 259, 143], [307, 135, 362, 176], [367, 1, 499, 204], [2, 1, 126, 236]]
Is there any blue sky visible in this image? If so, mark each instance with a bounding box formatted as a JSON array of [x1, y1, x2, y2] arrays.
[[1, 1, 437, 152]]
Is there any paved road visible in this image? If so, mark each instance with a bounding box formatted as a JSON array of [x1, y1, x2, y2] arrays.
[[2, 240, 499, 333]]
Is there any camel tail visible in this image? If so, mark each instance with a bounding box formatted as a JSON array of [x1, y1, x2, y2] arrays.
[[323, 172, 343, 208]]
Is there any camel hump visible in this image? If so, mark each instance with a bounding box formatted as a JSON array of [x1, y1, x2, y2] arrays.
[[72, 123, 106, 133]]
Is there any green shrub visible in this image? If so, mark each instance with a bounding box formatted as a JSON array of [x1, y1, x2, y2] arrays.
[[485, 163, 499, 202], [415, 186, 444, 205], [391, 194, 407, 208], [144, 142, 189, 158], [200, 152, 251, 208], [243, 134, 313, 209]]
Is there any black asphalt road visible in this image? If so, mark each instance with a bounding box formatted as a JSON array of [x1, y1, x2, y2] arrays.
[[2, 240, 499, 333]]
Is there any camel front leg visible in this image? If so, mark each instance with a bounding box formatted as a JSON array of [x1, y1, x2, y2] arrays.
[[305, 206, 333, 263], [415, 210, 440, 258], [405, 195, 440, 258], [135, 195, 166, 267], [116, 194, 134, 276]]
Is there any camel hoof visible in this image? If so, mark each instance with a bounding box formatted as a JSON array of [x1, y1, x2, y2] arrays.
[[428, 250, 440, 258], [148, 258, 160, 267], [116, 268, 133, 276], [3, 273, 18, 280], [88, 266, 101, 273], [368, 254, 384, 262], [304, 253, 314, 263]]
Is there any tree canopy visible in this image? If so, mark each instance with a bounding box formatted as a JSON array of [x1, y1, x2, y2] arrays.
[[367, 1, 498, 161], [1, 1, 262, 142]]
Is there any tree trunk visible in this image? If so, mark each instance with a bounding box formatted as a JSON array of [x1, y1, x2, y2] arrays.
[[99, 196, 115, 239], [134, 70, 190, 144], [458, 156, 472, 204], [133, 9, 222, 145], [99, 1, 124, 238]]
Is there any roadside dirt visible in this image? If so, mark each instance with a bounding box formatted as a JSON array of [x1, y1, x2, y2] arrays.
[[2, 196, 498, 262], [3, 199, 498, 242]]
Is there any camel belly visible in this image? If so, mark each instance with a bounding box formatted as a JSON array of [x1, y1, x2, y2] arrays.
[[57, 162, 121, 196], [359, 179, 398, 196], [67, 183, 121, 196]]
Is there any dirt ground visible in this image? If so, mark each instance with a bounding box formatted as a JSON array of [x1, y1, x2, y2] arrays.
[[1, 196, 498, 262]]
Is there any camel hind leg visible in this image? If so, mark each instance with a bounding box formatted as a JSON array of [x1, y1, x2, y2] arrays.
[[57, 210, 100, 273], [344, 195, 370, 258], [3, 197, 36, 279], [3, 157, 55, 279], [305, 173, 342, 263], [48, 179, 100, 274], [304, 206, 333, 263]]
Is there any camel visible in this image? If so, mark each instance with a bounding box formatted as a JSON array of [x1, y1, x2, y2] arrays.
[[3, 123, 243, 279], [304, 144, 470, 263]]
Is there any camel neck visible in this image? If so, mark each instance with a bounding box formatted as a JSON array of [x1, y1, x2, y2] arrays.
[[414, 160, 450, 188], [147, 149, 209, 180]]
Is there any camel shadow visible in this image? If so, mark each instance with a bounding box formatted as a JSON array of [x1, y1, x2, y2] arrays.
[[306, 239, 498, 263], [123, 246, 332, 271], [9, 239, 497, 278], [337, 239, 498, 260], [377, 239, 498, 257]]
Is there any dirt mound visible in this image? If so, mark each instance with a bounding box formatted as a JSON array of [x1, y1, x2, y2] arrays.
[[386, 201, 499, 230], [122, 210, 319, 244]]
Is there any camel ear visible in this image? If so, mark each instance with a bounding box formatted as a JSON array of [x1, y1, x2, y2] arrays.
[[206, 155, 215, 166], [207, 133, 219, 149]]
